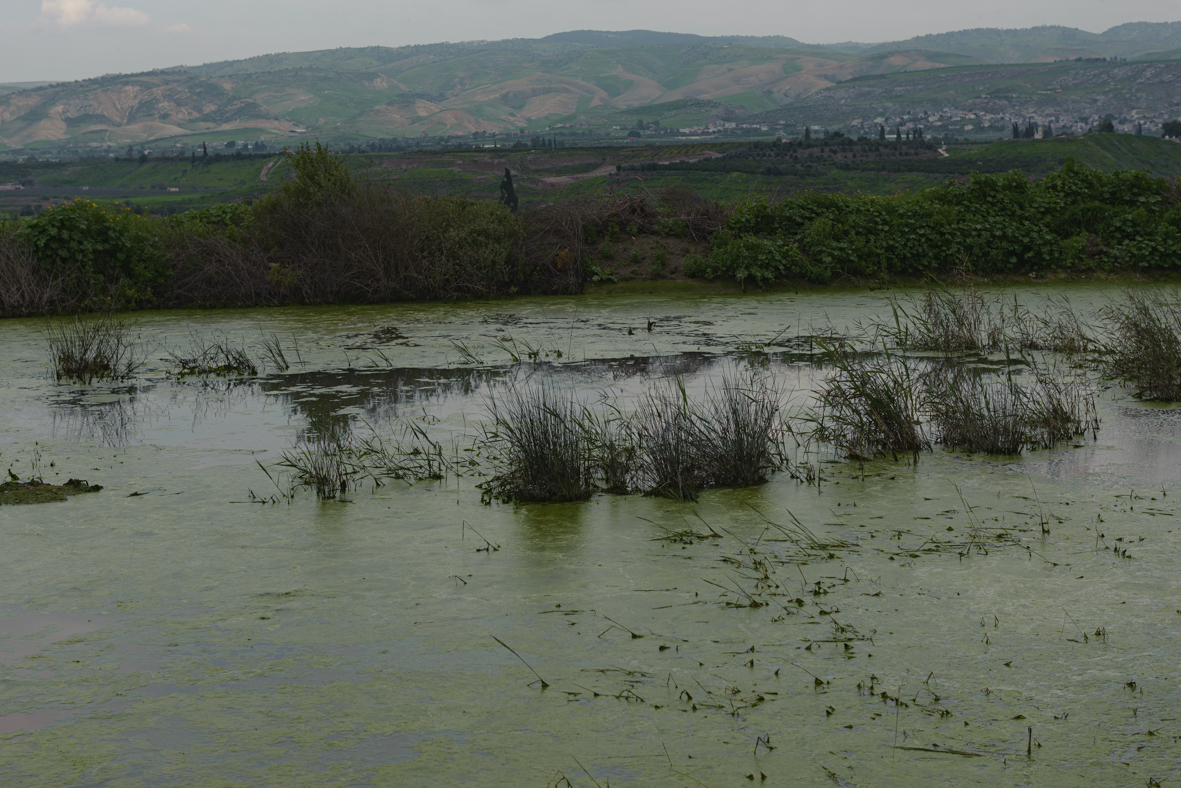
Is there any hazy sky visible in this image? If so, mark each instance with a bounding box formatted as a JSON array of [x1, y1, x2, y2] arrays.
[[2, 0, 1179, 82]]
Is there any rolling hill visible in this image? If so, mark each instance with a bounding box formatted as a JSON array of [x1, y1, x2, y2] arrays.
[[2, 23, 1180, 152], [865, 21, 1181, 63]]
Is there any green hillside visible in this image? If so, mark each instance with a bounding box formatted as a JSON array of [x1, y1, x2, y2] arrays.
[[946, 134, 1181, 175], [867, 21, 1181, 63], [3, 25, 1181, 157], [5, 132, 1178, 222], [759, 59, 1181, 137]]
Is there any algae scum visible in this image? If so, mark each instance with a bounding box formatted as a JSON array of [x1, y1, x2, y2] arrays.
[[1, 290, 1179, 786]]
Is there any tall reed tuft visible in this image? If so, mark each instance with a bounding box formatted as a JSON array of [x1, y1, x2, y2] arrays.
[[480, 386, 595, 504], [278, 417, 363, 499], [45, 313, 144, 384], [884, 284, 1005, 353], [633, 370, 787, 501], [1100, 289, 1181, 400], [925, 359, 1098, 454], [809, 344, 929, 461], [632, 379, 705, 501]]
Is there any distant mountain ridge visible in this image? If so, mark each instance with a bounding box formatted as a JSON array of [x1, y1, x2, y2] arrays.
[[1, 23, 1179, 149], [865, 21, 1181, 62]]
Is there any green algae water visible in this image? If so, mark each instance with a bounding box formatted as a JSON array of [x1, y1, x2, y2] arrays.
[[1, 288, 1179, 786]]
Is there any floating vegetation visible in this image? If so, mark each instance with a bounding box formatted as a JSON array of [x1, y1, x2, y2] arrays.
[[809, 344, 929, 461], [1099, 288, 1181, 400], [168, 335, 259, 377], [0, 477, 102, 505], [45, 313, 144, 384]]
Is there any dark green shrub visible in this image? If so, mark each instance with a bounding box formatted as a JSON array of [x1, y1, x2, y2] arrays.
[[166, 204, 254, 240], [655, 217, 688, 237], [16, 199, 167, 307], [698, 232, 822, 285], [719, 161, 1179, 279]]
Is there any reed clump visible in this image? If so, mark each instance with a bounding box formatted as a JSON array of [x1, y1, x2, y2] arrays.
[[357, 421, 458, 482], [809, 344, 929, 461], [278, 418, 364, 500], [926, 362, 1099, 454], [632, 370, 787, 501], [1099, 289, 1181, 400], [885, 285, 1006, 353], [1006, 294, 1095, 355], [478, 370, 788, 504], [45, 313, 144, 384], [882, 285, 1096, 356], [632, 381, 705, 501], [480, 386, 595, 504]]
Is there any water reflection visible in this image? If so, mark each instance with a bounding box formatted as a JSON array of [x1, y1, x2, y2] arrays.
[[51, 396, 142, 448]]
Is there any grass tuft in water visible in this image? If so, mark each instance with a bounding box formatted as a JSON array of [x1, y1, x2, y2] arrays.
[[1099, 288, 1181, 400], [169, 335, 258, 377], [884, 284, 1005, 353], [480, 386, 595, 504], [278, 417, 365, 500], [926, 359, 1099, 454], [45, 313, 144, 384], [809, 343, 929, 461], [358, 420, 458, 482], [632, 379, 706, 502], [259, 332, 290, 372], [633, 370, 788, 501], [1006, 294, 1095, 355]]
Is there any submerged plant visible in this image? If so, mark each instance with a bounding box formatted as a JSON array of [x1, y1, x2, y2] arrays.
[[45, 312, 144, 384], [1100, 289, 1181, 400]]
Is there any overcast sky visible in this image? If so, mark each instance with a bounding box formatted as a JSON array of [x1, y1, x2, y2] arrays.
[[2, 0, 1179, 83]]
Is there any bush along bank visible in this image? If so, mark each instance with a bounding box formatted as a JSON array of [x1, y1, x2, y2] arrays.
[[3, 147, 1181, 316], [692, 159, 1181, 286]]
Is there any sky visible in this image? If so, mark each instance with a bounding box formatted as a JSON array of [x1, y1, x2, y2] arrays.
[[1, 0, 1180, 83]]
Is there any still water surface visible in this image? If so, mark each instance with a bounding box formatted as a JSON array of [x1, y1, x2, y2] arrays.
[[1, 288, 1178, 786]]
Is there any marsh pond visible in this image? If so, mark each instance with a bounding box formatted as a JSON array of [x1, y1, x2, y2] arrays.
[[1, 286, 1179, 786]]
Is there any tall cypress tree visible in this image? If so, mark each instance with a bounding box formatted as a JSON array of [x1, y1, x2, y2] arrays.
[[804, 126, 811, 141], [879, 125, 886, 141], [896, 126, 902, 142]]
